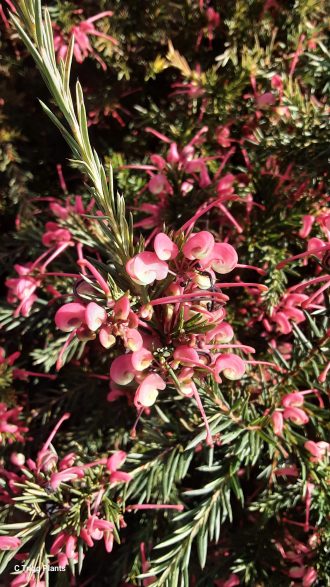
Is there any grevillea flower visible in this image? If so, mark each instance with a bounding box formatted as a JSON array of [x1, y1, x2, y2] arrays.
[[6, 263, 40, 317], [110, 354, 135, 385], [131, 348, 153, 371], [205, 322, 234, 343], [81, 516, 115, 552], [201, 243, 238, 274], [134, 374, 166, 408], [299, 215, 315, 238], [10, 452, 25, 466], [0, 403, 28, 445], [126, 252, 169, 285], [0, 536, 21, 550], [53, 11, 117, 70], [182, 231, 215, 260], [281, 392, 304, 408], [99, 326, 116, 349], [167, 142, 180, 164], [50, 531, 77, 567], [55, 302, 86, 332], [271, 411, 284, 436], [50, 466, 85, 490], [113, 296, 130, 320], [283, 407, 309, 425], [42, 222, 71, 247], [123, 328, 143, 352], [106, 450, 132, 483], [148, 174, 172, 195], [304, 441, 329, 462], [214, 354, 246, 381], [177, 372, 197, 397], [154, 233, 178, 260], [173, 345, 201, 366], [85, 302, 107, 331]]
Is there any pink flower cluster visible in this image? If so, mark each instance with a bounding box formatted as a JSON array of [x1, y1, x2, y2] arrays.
[[52, 227, 263, 445], [53, 11, 117, 71], [0, 413, 184, 585], [128, 127, 247, 237]]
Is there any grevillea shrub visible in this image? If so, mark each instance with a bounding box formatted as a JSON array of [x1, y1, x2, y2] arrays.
[[0, 1, 329, 586]]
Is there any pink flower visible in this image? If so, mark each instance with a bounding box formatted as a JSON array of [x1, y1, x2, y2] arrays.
[[50, 531, 77, 566], [183, 231, 215, 260], [99, 326, 116, 348], [173, 345, 201, 366], [85, 302, 107, 331], [131, 348, 153, 371], [214, 354, 245, 380], [106, 450, 132, 483], [110, 354, 135, 385], [10, 452, 25, 467], [302, 567, 318, 587], [150, 154, 166, 169], [167, 142, 180, 164], [177, 371, 197, 397], [272, 311, 291, 334], [50, 532, 68, 555], [148, 174, 172, 195], [50, 466, 85, 490], [113, 296, 131, 320], [58, 453, 76, 470], [55, 302, 86, 332], [271, 74, 283, 93], [37, 449, 58, 472], [49, 201, 69, 219], [6, 264, 40, 317], [123, 328, 143, 352], [215, 126, 231, 148], [107, 450, 126, 473], [0, 403, 28, 445], [289, 567, 305, 579], [217, 174, 235, 195], [126, 252, 169, 285], [65, 534, 77, 559], [81, 516, 115, 553], [281, 392, 304, 408], [256, 92, 276, 108], [42, 222, 71, 247], [54, 11, 117, 70], [283, 407, 309, 425], [0, 536, 21, 550], [299, 215, 315, 238], [271, 411, 284, 436], [201, 243, 238, 274], [304, 441, 329, 462], [134, 374, 166, 408], [205, 322, 234, 344], [154, 233, 178, 260], [181, 180, 194, 195]]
